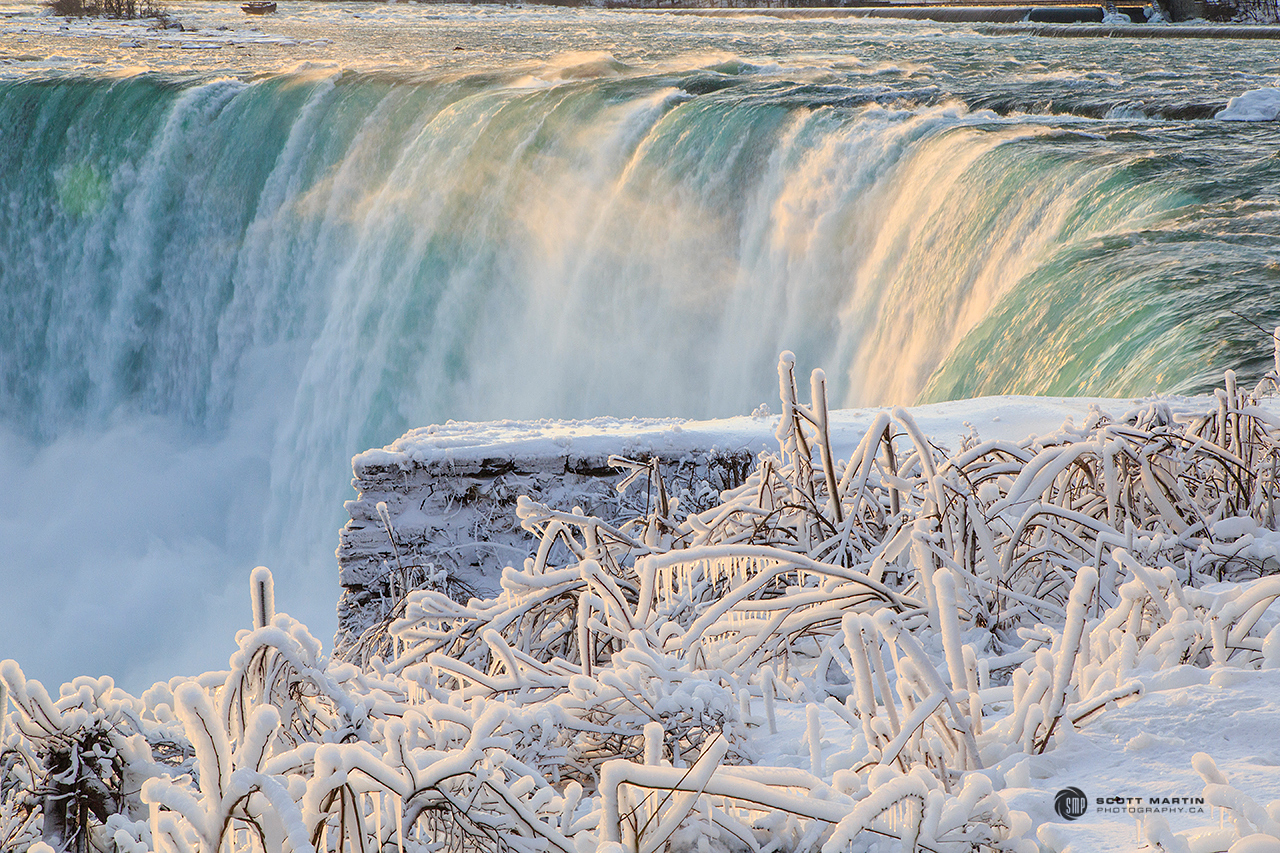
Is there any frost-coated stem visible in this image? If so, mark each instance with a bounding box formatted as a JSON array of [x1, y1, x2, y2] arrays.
[[762, 667, 778, 735], [1226, 370, 1240, 459], [878, 692, 944, 768], [1041, 566, 1097, 752], [644, 722, 663, 766], [250, 566, 275, 630], [810, 369, 843, 525], [776, 353, 805, 456], [602, 738, 730, 848], [806, 704, 825, 777], [912, 522, 941, 633], [879, 612, 983, 769], [865, 620, 902, 737], [962, 645, 982, 735], [577, 594, 593, 678], [882, 425, 901, 517], [934, 570, 967, 697], [842, 614, 879, 747], [1044, 563, 1095, 701]]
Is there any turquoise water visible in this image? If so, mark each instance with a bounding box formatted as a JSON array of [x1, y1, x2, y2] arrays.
[[2, 3, 1279, 688]]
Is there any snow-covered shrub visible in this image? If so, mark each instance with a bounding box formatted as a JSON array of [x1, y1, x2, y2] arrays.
[[0, 662, 170, 852]]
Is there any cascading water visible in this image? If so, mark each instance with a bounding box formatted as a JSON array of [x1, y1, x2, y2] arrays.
[[3, 5, 1280, 689]]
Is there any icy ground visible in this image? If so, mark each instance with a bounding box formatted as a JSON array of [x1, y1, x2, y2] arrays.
[[0, 3, 309, 68]]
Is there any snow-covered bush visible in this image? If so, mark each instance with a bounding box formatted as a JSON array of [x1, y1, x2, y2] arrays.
[[5, 351, 1280, 852]]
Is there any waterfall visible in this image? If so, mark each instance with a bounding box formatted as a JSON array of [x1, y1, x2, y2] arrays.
[[0, 66, 1252, 687]]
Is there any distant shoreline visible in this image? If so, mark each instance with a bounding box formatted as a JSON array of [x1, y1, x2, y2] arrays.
[[384, 0, 1280, 32], [649, 6, 1280, 35]]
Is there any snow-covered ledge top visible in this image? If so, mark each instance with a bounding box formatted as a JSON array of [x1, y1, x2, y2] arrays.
[[352, 394, 1203, 473]]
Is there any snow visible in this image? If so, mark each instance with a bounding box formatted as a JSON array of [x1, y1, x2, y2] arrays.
[[1233, 837, 1280, 853], [359, 394, 1172, 471], [1000, 668, 1280, 851]]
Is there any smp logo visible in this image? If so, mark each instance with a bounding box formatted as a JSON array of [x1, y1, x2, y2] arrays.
[[1055, 787, 1088, 821]]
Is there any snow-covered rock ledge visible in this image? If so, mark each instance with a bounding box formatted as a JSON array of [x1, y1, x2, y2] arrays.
[[336, 416, 763, 651], [335, 395, 1170, 652]]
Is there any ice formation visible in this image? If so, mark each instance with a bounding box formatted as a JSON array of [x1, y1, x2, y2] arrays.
[[1216, 87, 1280, 121]]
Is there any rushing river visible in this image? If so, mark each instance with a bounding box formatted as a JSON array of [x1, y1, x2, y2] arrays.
[[2, 1, 1279, 689]]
